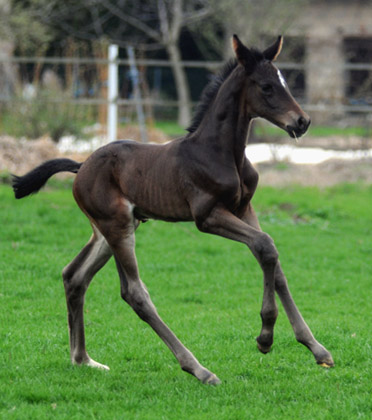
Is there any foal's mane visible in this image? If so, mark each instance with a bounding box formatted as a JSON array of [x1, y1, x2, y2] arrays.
[[186, 59, 238, 133]]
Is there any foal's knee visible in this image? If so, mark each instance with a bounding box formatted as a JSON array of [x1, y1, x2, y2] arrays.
[[253, 232, 279, 267]]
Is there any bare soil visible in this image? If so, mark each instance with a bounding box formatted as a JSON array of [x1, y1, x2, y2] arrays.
[[1, 134, 371, 187]]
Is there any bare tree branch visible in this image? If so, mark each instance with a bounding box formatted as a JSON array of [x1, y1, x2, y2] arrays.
[[183, 6, 212, 26], [100, 0, 162, 43], [170, 0, 183, 42], [157, 0, 170, 43], [88, 7, 110, 37]]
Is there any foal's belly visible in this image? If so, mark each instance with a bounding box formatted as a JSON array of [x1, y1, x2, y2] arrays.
[[114, 143, 193, 222]]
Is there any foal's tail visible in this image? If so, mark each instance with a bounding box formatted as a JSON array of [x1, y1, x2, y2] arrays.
[[12, 158, 82, 199]]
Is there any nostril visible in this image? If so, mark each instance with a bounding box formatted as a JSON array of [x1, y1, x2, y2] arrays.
[[298, 116, 307, 130]]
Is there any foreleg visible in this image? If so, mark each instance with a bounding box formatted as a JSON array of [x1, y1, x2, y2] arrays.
[[195, 205, 279, 353], [274, 264, 334, 366], [242, 205, 334, 366]]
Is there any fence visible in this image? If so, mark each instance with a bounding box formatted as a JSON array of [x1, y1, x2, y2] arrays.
[[1, 53, 372, 140]]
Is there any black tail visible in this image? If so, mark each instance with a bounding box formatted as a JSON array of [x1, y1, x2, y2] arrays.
[[12, 158, 82, 199]]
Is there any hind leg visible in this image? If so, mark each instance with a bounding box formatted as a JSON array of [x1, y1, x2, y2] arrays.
[[62, 225, 112, 369], [97, 214, 220, 384]]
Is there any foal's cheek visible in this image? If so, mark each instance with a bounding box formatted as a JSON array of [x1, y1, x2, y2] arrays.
[[250, 88, 271, 115], [244, 92, 259, 116]]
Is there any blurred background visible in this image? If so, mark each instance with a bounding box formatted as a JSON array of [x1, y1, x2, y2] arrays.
[[0, 0, 372, 183]]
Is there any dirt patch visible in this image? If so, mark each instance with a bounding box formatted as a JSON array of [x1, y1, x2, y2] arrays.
[[0, 136, 88, 176], [1, 134, 372, 187]]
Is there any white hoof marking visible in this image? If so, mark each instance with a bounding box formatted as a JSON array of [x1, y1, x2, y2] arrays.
[[86, 359, 110, 370]]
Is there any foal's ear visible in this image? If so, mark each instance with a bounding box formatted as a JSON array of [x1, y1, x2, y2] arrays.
[[263, 36, 283, 61], [232, 34, 257, 73]]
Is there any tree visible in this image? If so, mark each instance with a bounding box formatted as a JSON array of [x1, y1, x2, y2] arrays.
[[15, 0, 212, 127], [0, 0, 53, 95], [0, 0, 14, 98], [6, 0, 307, 126], [188, 0, 308, 65]]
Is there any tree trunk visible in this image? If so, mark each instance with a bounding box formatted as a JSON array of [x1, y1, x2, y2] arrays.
[[167, 42, 191, 128], [0, 0, 15, 100], [0, 40, 15, 100]]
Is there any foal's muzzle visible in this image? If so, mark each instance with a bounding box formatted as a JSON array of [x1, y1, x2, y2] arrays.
[[286, 116, 311, 139]]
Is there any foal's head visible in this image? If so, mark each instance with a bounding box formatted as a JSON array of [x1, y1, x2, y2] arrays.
[[233, 35, 310, 139]]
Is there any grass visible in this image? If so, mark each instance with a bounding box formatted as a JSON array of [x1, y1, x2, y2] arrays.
[[1, 183, 372, 419], [152, 120, 186, 137]]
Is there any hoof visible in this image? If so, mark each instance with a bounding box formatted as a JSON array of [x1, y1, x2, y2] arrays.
[[186, 366, 221, 385], [73, 357, 110, 371], [316, 355, 334, 368], [315, 348, 334, 368], [86, 359, 110, 370], [319, 362, 332, 368], [202, 373, 221, 385], [256, 337, 272, 354]]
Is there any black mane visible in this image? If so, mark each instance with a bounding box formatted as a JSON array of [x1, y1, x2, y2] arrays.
[[186, 59, 238, 133]]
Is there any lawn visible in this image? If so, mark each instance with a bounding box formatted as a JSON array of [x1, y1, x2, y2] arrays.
[[1, 183, 372, 419]]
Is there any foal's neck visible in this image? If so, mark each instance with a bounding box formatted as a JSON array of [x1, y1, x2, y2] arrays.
[[195, 66, 251, 168]]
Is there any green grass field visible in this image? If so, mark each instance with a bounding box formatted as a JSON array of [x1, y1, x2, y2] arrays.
[[1, 183, 372, 419]]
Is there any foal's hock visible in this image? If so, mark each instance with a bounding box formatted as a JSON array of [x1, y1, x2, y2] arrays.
[[12, 35, 333, 384]]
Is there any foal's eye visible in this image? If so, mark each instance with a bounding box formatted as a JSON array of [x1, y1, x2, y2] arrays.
[[261, 84, 273, 94]]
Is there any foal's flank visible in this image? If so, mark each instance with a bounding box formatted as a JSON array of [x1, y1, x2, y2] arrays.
[[12, 35, 332, 385]]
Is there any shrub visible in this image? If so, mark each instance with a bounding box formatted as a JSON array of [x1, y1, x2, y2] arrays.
[[0, 89, 95, 142]]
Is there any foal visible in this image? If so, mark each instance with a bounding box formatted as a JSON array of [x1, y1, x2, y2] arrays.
[[13, 35, 333, 384]]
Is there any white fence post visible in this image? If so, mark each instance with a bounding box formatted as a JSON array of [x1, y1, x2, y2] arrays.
[[107, 44, 118, 142]]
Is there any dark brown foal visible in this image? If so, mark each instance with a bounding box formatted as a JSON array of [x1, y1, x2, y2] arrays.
[[13, 35, 333, 384]]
